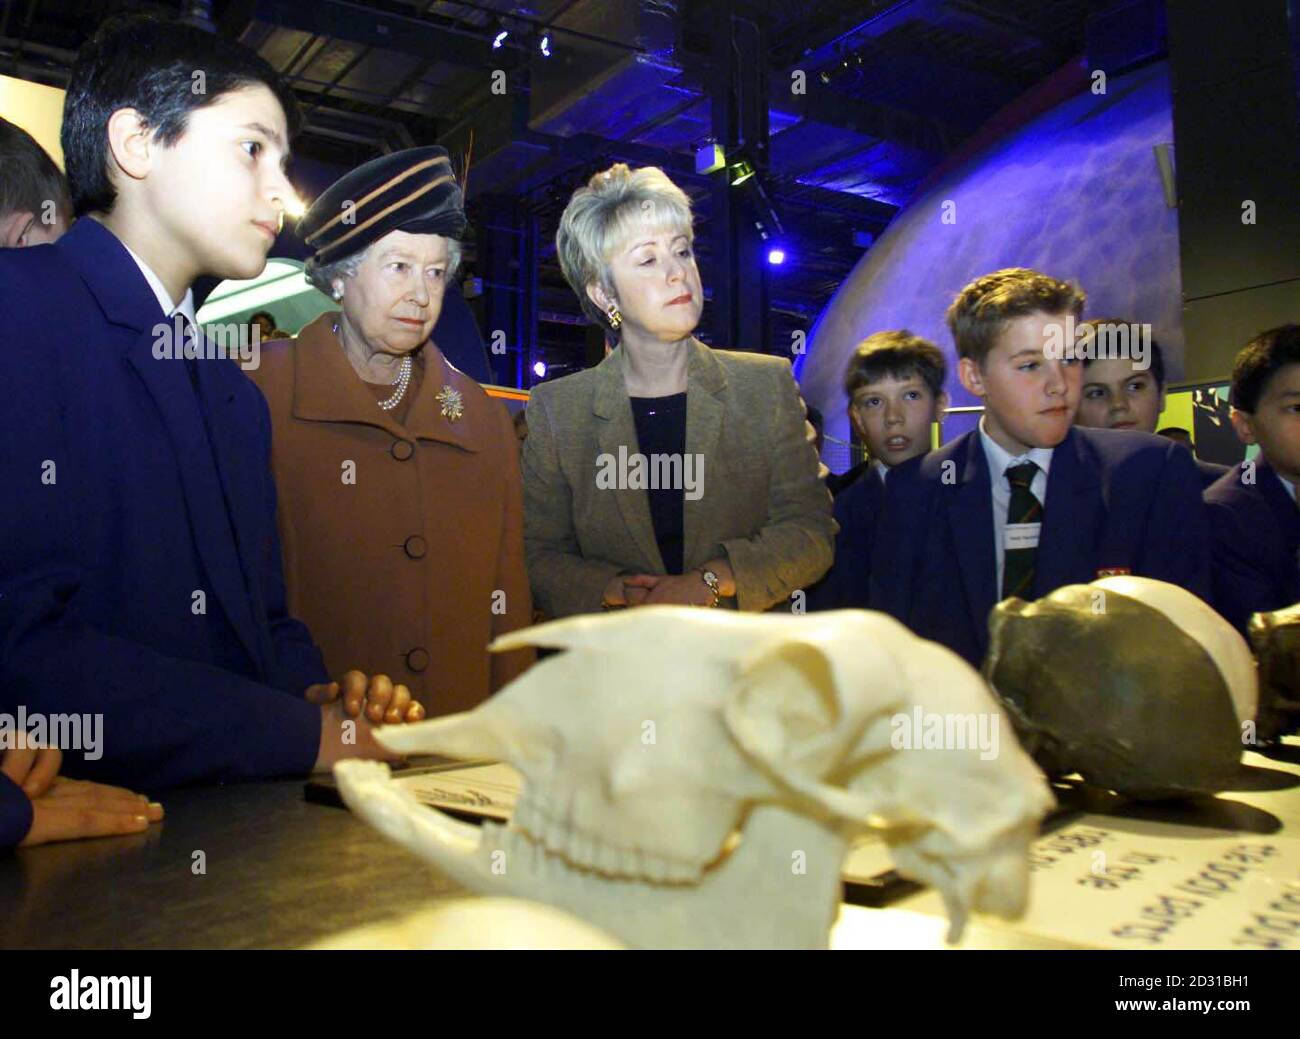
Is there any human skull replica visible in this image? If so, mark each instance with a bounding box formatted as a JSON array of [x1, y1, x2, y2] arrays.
[[335, 607, 1054, 949], [1247, 602, 1300, 745], [984, 576, 1258, 799]]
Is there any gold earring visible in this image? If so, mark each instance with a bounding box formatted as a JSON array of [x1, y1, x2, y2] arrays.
[[606, 304, 622, 329]]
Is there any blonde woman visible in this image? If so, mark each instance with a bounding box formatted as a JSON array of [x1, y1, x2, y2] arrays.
[[523, 164, 835, 617]]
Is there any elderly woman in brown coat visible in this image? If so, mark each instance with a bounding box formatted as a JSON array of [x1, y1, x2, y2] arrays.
[[249, 146, 533, 717], [523, 164, 835, 617]]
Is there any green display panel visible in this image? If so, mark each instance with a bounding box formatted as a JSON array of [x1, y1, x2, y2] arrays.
[[1157, 384, 1256, 467]]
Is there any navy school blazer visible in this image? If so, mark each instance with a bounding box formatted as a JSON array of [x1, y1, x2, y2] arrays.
[[1194, 458, 1231, 489], [0, 774, 33, 852], [1204, 459, 1300, 634], [869, 426, 1212, 667], [0, 218, 326, 791], [807, 466, 885, 611]]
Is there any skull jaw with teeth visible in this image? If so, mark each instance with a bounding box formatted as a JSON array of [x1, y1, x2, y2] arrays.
[[335, 607, 1054, 949], [337, 761, 848, 949]]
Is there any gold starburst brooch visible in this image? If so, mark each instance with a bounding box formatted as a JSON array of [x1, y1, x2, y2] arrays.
[[436, 385, 465, 422]]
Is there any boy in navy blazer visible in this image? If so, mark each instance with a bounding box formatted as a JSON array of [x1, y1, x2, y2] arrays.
[[809, 331, 948, 610], [0, 16, 409, 793], [1205, 326, 1300, 633], [1074, 318, 1228, 487], [871, 268, 1211, 667]]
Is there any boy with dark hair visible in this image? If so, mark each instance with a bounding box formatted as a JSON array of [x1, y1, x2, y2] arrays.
[[1204, 325, 1300, 632], [871, 268, 1210, 666], [1158, 426, 1194, 448], [1075, 317, 1227, 486], [0, 15, 409, 793], [828, 330, 949, 493], [810, 331, 948, 609], [0, 117, 71, 246], [249, 309, 279, 341]]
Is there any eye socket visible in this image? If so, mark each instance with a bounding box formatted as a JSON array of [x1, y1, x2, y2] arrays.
[[389, 262, 408, 273], [1083, 386, 1105, 400], [1126, 377, 1148, 393], [1019, 361, 1040, 373], [904, 389, 921, 401], [241, 140, 262, 158]]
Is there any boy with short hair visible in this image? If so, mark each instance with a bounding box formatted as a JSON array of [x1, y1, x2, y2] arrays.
[[0, 15, 406, 792], [0, 116, 71, 246], [810, 331, 948, 609], [870, 268, 1210, 666], [1204, 325, 1300, 632], [1074, 317, 1227, 486]]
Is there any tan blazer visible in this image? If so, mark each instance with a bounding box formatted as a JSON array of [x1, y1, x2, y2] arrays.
[[248, 313, 533, 716], [522, 338, 836, 617]]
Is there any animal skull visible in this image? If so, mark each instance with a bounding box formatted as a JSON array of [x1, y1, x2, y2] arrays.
[[335, 607, 1054, 948], [1248, 602, 1300, 745], [984, 576, 1257, 798]]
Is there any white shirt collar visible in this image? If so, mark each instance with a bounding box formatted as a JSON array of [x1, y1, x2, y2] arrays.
[[121, 241, 198, 328], [1276, 470, 1298, 503], [978, 416, 1055, 482], [873, 458, 891, 483]]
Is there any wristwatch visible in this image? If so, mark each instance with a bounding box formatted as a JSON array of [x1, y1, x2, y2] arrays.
[[696, 567, 722, 607]]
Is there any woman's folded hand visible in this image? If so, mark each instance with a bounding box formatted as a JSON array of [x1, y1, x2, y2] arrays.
[[305, 670, 426, 725]]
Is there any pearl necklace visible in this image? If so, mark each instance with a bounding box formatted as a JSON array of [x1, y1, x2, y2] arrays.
[[377, 355, 414, 411], [333, 320, 413, 411]]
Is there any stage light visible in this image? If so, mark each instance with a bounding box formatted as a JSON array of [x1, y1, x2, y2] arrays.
[[533, 360, 547, 379], [728, 159, 756, 187], [767, 247, 785, 266], [493, 30, 509, 49], [539, 33, 551, 57], [696, 140, 726, 175]]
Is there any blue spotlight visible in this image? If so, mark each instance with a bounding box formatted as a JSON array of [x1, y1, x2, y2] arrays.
[[492, 30, 509, 49], [533, 360, 547, 379], [767, 247, 786, 266], [540, 33, 551, 57]]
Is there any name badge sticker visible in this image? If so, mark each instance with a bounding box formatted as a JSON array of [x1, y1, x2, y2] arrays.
[[1005, 522, 1041, 551]]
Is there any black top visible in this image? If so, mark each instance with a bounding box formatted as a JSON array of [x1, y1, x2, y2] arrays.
[[629, 392, 688, 575]]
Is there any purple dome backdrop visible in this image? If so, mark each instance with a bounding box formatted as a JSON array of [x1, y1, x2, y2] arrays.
[[796, 61, 1182, 461]]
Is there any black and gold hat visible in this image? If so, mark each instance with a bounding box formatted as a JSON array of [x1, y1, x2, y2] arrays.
[[299, 145, 467, 265]]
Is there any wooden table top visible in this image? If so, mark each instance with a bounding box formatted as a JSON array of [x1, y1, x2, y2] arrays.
[[3, 741, 1297, 950]]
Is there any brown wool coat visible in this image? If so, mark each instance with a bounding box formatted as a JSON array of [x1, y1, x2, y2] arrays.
[[248, 312, 534, 716]]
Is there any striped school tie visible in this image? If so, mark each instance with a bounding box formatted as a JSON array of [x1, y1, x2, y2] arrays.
[[176, 313, 202, 393], [1002, 460, 1042, 600]]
